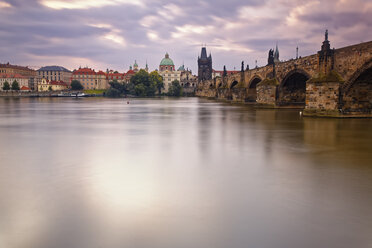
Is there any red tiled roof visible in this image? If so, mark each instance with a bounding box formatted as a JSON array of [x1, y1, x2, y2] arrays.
[[97, 71, 106, 75], [0, 73, 27, 79], [20, 86, 31, 90], [126, 70, 135, 74], [73, 68, 96, 75], [107, 73, 125, 80], [49, 80, 67, 86]]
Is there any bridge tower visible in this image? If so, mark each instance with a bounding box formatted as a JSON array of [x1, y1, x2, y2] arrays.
[[198, 47, 212, 82]]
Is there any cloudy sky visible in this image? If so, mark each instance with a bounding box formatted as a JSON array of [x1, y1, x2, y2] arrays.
[[0, 0, 371, 73]]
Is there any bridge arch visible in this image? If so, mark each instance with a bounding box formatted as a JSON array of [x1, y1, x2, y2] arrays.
[[247, 76, 262, 102], [278, 69, 310, 106], [230, 80, 239, 89], [343, 59, 372, 113]]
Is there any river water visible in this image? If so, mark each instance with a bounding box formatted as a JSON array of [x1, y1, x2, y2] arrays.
[[0, 97, 371, 248]]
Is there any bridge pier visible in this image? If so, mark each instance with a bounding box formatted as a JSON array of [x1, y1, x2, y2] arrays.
[[303, 71, 344, 117], [256, 78, 279, 107]]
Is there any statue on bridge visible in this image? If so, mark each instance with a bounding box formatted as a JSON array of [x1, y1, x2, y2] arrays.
[[241, 61, 244, 72], [267, 49, 274, 65]]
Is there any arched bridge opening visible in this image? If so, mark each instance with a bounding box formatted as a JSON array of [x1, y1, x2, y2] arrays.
[[278, 70, 309, 106], [343, 65, 372, 114], [230, 80, 238, 89], [247, 77, 261, 102]]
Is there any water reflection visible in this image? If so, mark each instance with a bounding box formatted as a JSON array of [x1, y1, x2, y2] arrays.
[[0, 97, 371, 248]]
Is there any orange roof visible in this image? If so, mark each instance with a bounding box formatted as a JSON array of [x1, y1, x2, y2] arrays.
[[97, 71, 106, 75], [126, 70, 135, 74], [73, 68, 96, 75], [49, 80, 67, 86], [20, 86, 31, 90], [0, 73, 27, 79], [107, 73, 125, 79]]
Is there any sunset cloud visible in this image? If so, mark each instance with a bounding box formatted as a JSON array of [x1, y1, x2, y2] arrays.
[[0, 1, 11, 8], [39, 0, 143, 9], [0, 0, 370, 72]]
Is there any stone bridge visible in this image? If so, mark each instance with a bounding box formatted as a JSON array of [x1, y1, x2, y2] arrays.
[[196, 33, 372, 117]]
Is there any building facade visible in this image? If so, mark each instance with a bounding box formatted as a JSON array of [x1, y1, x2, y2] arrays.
[[37, 66, 72, 85], [106, 70, 126, 83], [159, 53, 181, 92], [0, 73, 29, 90], [0, 63, 37, 90], [38, 78, 68, 91], [71, 68, 108, 90]]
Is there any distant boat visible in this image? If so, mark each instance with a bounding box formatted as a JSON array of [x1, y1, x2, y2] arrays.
[[57, 92, 70, 97], [70, 92, 88, 97], [77, 92, 87, 97]]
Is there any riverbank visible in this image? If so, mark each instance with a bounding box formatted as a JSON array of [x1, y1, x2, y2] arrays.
[[0, 90, 105, 97]]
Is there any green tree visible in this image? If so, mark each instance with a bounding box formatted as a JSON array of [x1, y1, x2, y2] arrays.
[[48, 86, 53, 91], [129, 69, 157, 97], [105, 88, 121, 98], [149, 71, 164, 94], [109, 80, 126, 94], [168, 80, 183, 97], [11, 80, 20, 91], [71, 80, 83, 90], [2, 81, 10, 91], [130, 69, 151, 87], [134, 84, 146, 97]]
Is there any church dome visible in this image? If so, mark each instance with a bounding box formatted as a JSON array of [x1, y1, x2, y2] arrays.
[[160, 53, 174, 66]]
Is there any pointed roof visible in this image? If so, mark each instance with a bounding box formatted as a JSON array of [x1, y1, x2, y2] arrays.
[[200, 47, 208, 59]]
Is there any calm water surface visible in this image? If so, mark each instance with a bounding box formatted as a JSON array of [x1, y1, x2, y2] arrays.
[[0, 97, 371, 248]]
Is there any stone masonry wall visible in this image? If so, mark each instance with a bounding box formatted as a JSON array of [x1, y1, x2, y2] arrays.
[[257, 84, 277, 105], [231, 88, 247, 102], [343, 81, 372, 113], [305, 82, 340, 111]]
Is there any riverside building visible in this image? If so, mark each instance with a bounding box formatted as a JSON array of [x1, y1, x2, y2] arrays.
[[37, 66, 72, 86], [0, 63, 37, 90], [72, 67, 108, 90], [0, 73, 29, 90], [159, 53, 181, 93]]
